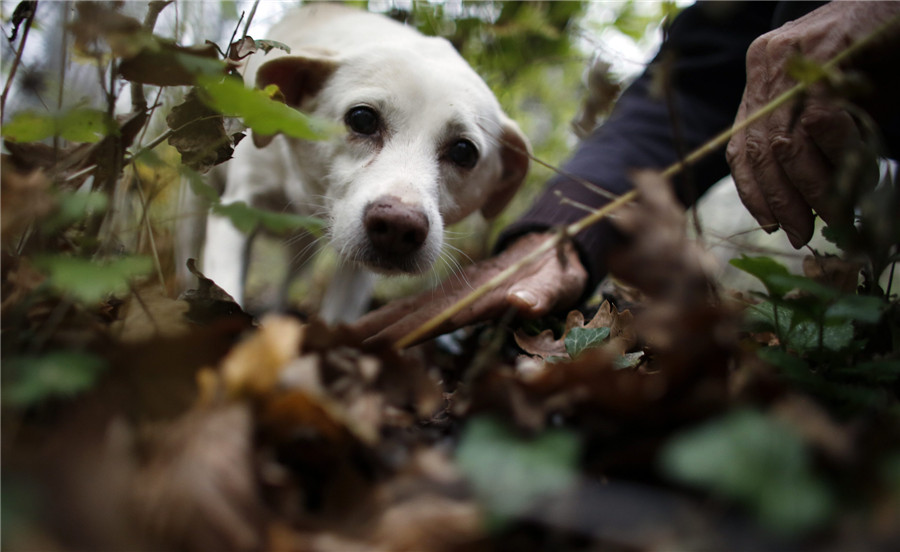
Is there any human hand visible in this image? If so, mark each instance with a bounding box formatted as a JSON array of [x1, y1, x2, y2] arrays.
[[726, 2, 898, 248], [348, 232, 588, 347]]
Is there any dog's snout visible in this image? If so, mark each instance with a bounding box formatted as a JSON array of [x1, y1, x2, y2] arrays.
[[364, 197, 429, 255]]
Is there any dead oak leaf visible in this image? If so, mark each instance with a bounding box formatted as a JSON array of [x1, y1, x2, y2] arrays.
[[514, 300, 635, 361]]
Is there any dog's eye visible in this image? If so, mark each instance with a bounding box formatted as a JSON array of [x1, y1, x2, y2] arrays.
[[448, 139, 478, 169], [345, 106, 380, 135]]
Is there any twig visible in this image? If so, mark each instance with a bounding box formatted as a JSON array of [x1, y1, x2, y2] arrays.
[[126, 113, 228, 163], [1, 0, 37, 120], [394, 11, 900, 349], [241, 0, 260, 39], [132, 166, 168, 293], [131, 1, 173, 113], [54, 0, 69, 157]]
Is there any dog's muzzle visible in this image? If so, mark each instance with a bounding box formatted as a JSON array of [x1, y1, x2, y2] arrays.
[[361, 195, 430, 273]]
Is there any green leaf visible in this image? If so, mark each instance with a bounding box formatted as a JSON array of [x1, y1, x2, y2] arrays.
[[173, 52, 228, 79], [832, 359, 900, 385], [4, 352, 107, 406], [661, 409, 833, 535], [58, 108, 116, 142], [43, 191, 108, 234], [768, 274, 839, 301], [196, 75, 337, 141], [212, 201, 325, 237], [825, 294, 885, 325], [456, 416, 580, 527], [758, 348, 886, 410], [564, 326, 610, 358], [1, 108, 114, 143], [1, 111, 55, 142], [745, 301, 855, 354], [34, 255, 153, 304], [729, 255, 794, 298], [184, 169, 222, 204]]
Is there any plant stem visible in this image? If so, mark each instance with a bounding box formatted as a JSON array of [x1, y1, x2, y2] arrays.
[[131, 1, 172, 113], [241, 0, 260, 39], [394, 11, 900, 350], [0, 0, 37, 121]]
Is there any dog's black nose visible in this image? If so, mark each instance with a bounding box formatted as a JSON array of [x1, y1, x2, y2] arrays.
[[364, 196, 429, 256]]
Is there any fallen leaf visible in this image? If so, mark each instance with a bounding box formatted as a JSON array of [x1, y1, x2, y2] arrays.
[[166, 88, 236, 173], [221, 315, 304, 399]]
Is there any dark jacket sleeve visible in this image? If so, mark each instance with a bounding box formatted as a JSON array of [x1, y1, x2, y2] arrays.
[[497, 1, 782, 298]]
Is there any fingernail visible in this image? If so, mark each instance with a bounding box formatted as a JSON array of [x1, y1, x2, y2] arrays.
[[511, 289, 538, 309]]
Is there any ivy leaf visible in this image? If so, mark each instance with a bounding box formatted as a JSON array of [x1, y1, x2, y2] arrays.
[[564, 326, 610, 358], [745, 301, 855, 354], [768, 274, 840, 302], [196, 75, 337, 141], [1, 108, 115, 144], [825, 294, 885, 325], [212, 201, 325, 237], [661, 409, 834, 536], [456, 416, 580, 527], [4, 352, 108, 406], [729, 255, 794, 298], [34, 255, 153, 304]]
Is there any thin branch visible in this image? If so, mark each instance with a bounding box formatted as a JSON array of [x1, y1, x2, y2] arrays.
[[132, 168, 168, 293], [52, 1, 69, 162], [394, 11, 900, 349], [131, 1, 173, 113], [241, 0, 260, 39], [1, 0, 37, 120]]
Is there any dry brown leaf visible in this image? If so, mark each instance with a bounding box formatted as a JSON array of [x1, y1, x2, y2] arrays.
[[166, 88, 237, 174], [0, 158, 53, 246], [131, 404, 265, 552], [514, 300, 635, 360], [221, 315, 304, 398], [802, 254, 863, 293], [111, 285, 191, 343], [119, 42, 223, 86]]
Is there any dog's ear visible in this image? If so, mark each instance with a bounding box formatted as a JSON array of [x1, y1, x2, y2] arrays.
[[253, 53, 339, 148], [481, 118, 531, 219]]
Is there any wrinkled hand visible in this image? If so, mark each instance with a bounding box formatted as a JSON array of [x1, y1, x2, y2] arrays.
[[348, 232, 588, 347], [726, 2, 898, 248]]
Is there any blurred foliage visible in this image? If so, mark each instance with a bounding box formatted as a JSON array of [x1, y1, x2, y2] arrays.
[[456, 416, 580, 529], [662, 408, 834, 536], [1, 107, 115, 143]]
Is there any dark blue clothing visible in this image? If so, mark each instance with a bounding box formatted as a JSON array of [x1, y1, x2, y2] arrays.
[[499, 1, 898, 298]]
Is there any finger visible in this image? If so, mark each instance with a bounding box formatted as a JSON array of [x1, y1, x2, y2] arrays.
[[769, 129, 847, 228], [748, 126, 816, 248], [508, 244, 586, 318], [801, 104, 864, 163], [728, 99, 779, 232], [802, 105, 879, 196]]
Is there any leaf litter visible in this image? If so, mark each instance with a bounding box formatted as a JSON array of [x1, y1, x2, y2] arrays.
[[3, 7, 899, 541], [4, 166, 900, 551]]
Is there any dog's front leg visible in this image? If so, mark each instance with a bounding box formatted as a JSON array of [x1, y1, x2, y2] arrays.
[[203, 212, 254, 305], [318, 261, 376, 324]]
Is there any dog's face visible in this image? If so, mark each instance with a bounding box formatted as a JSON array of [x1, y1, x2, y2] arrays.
[[253, 37, 529, 275]]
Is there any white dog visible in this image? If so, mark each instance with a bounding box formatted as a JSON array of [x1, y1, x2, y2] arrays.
[[190, 3, 529, 323]]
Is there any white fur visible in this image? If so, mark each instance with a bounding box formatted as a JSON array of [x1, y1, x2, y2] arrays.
[[188, 4, 529, 323]]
